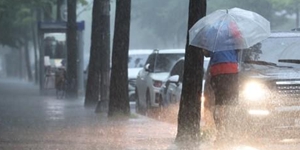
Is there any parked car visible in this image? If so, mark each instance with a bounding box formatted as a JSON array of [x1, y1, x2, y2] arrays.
[[135, 49, 185, 113], [128, 49, 153, 101], [160, 57, 210, 107], [84, 50, 152, 102], [207, 31, 300, 138]]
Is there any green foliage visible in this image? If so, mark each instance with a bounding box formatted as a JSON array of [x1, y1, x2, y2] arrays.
[[207, 0, 299, 29], [0, 0, 88, 48], [78, 0, 88, 6], [132, 0, 298, 46], [207, 0, 272, 19], [0, 0, 47, 47], [267, 0, 300, 15], [131, 0, 188, 47]]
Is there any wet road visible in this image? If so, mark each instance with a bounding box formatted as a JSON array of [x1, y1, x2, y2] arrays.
[[0, 79, 178, 150], [1, 78, 300, 150]]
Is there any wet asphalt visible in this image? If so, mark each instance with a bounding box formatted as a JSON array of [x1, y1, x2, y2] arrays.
[[1, 78, 300, 150], [0, 78, 178, 150]]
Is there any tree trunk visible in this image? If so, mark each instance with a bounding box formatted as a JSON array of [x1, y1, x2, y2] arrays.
[[175, 0, 206, 146], [85, 0, 110, 107], [24, 40, 33, 81], [31, 9, 39, 84], [19, 48, 24, 79], [98, 0, 111, 111], [66, 0, 78, 99], [108, 0, 131, 116], [296, 5, 299, 28], [56, 0, 64, 21]]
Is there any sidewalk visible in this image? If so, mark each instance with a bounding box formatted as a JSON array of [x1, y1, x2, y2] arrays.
[[5, 78, 297, 150], [0, 78, 186, 150]]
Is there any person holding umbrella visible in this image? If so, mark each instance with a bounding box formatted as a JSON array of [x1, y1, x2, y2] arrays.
[[189, 8, 271, 146], [202, 21, 240, 144]]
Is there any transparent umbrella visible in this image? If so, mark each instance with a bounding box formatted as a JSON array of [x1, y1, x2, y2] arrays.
[[279, 41, 300, 64], [189, 7, 271, 52]]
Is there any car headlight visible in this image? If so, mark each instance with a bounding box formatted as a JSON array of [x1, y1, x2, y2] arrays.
[[242, 81, 269, 101], [153, 80, 163, 87]]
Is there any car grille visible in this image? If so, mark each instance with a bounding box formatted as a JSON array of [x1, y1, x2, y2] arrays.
[[275, 81, 300, 102]]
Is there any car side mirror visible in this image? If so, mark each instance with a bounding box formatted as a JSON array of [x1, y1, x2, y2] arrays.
[[168, 75, 179, 83], [145, 63, 152, 72]]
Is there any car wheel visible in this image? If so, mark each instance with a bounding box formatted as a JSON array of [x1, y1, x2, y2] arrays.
[[145, 90, 152, 115], [158, 95, 164, 112]]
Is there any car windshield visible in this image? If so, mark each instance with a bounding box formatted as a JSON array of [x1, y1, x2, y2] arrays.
[[128, 54, 149, 68], [242, 36, 300, 68], [154, 54, 184, 72]]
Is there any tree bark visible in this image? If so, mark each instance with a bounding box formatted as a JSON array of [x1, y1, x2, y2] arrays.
[[97, 0, 110, 112], [85, 0, 110, 107], [296, 5, 299, 28], [30, 9, 39, 84], [66, 0, 78, 99], [175, 0, 206, 146], [108, 0, 131, 116], [19, 48, 23, 79], [24, 40, 33, 81], [56, 0, 64, 21]]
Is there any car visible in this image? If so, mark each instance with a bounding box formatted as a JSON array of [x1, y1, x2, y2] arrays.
[[135, 49, 185, 113], [128, 49, 153, 101], [205, 31, 300, 138], [160, 57, 210, 107], [84, 50, 152, 102]]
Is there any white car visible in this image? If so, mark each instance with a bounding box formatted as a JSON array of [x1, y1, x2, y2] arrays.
[[161, 57, 210, 106], [135, 49, 185, 113], [84, 50, 152, 101], [128, 49, 153, 101]]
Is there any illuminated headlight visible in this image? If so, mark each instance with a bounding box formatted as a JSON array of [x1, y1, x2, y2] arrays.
[[248, 110, 270, 115], [242, 81, 269, 101]]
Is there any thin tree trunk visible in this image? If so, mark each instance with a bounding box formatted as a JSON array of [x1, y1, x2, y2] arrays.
[[66, 0, 78, 99], [98, 0, 111, 112], [296, 5, 299, 28], [175, 0, 206, 146], [108, 0, 131, 116], [19, 48, 23, 79], [31, 9, 39, 84], [24, 40, 33, 81], [85, 0, 109, 106], [56, 0, 63, 21]]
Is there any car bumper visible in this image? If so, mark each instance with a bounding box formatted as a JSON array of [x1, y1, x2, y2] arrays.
[[238, 101, 300, 132], [151, 88, 162, 107]]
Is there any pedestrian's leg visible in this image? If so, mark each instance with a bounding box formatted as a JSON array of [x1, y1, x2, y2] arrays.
[[214, 105, 226, 143], [223, 106, 236, 141]]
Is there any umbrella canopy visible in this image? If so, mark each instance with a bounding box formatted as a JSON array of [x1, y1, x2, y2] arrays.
[[279, 41, 300, 64], [189, 7, 271, 52]]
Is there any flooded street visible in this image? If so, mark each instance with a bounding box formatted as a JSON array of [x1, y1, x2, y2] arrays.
[[0, 78, 300, 150], [1, 0, 300, 149], [0, 79, 176, 150]]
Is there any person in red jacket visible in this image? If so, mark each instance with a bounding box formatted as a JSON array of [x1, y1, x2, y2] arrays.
[[204, 48, 239, 145]]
